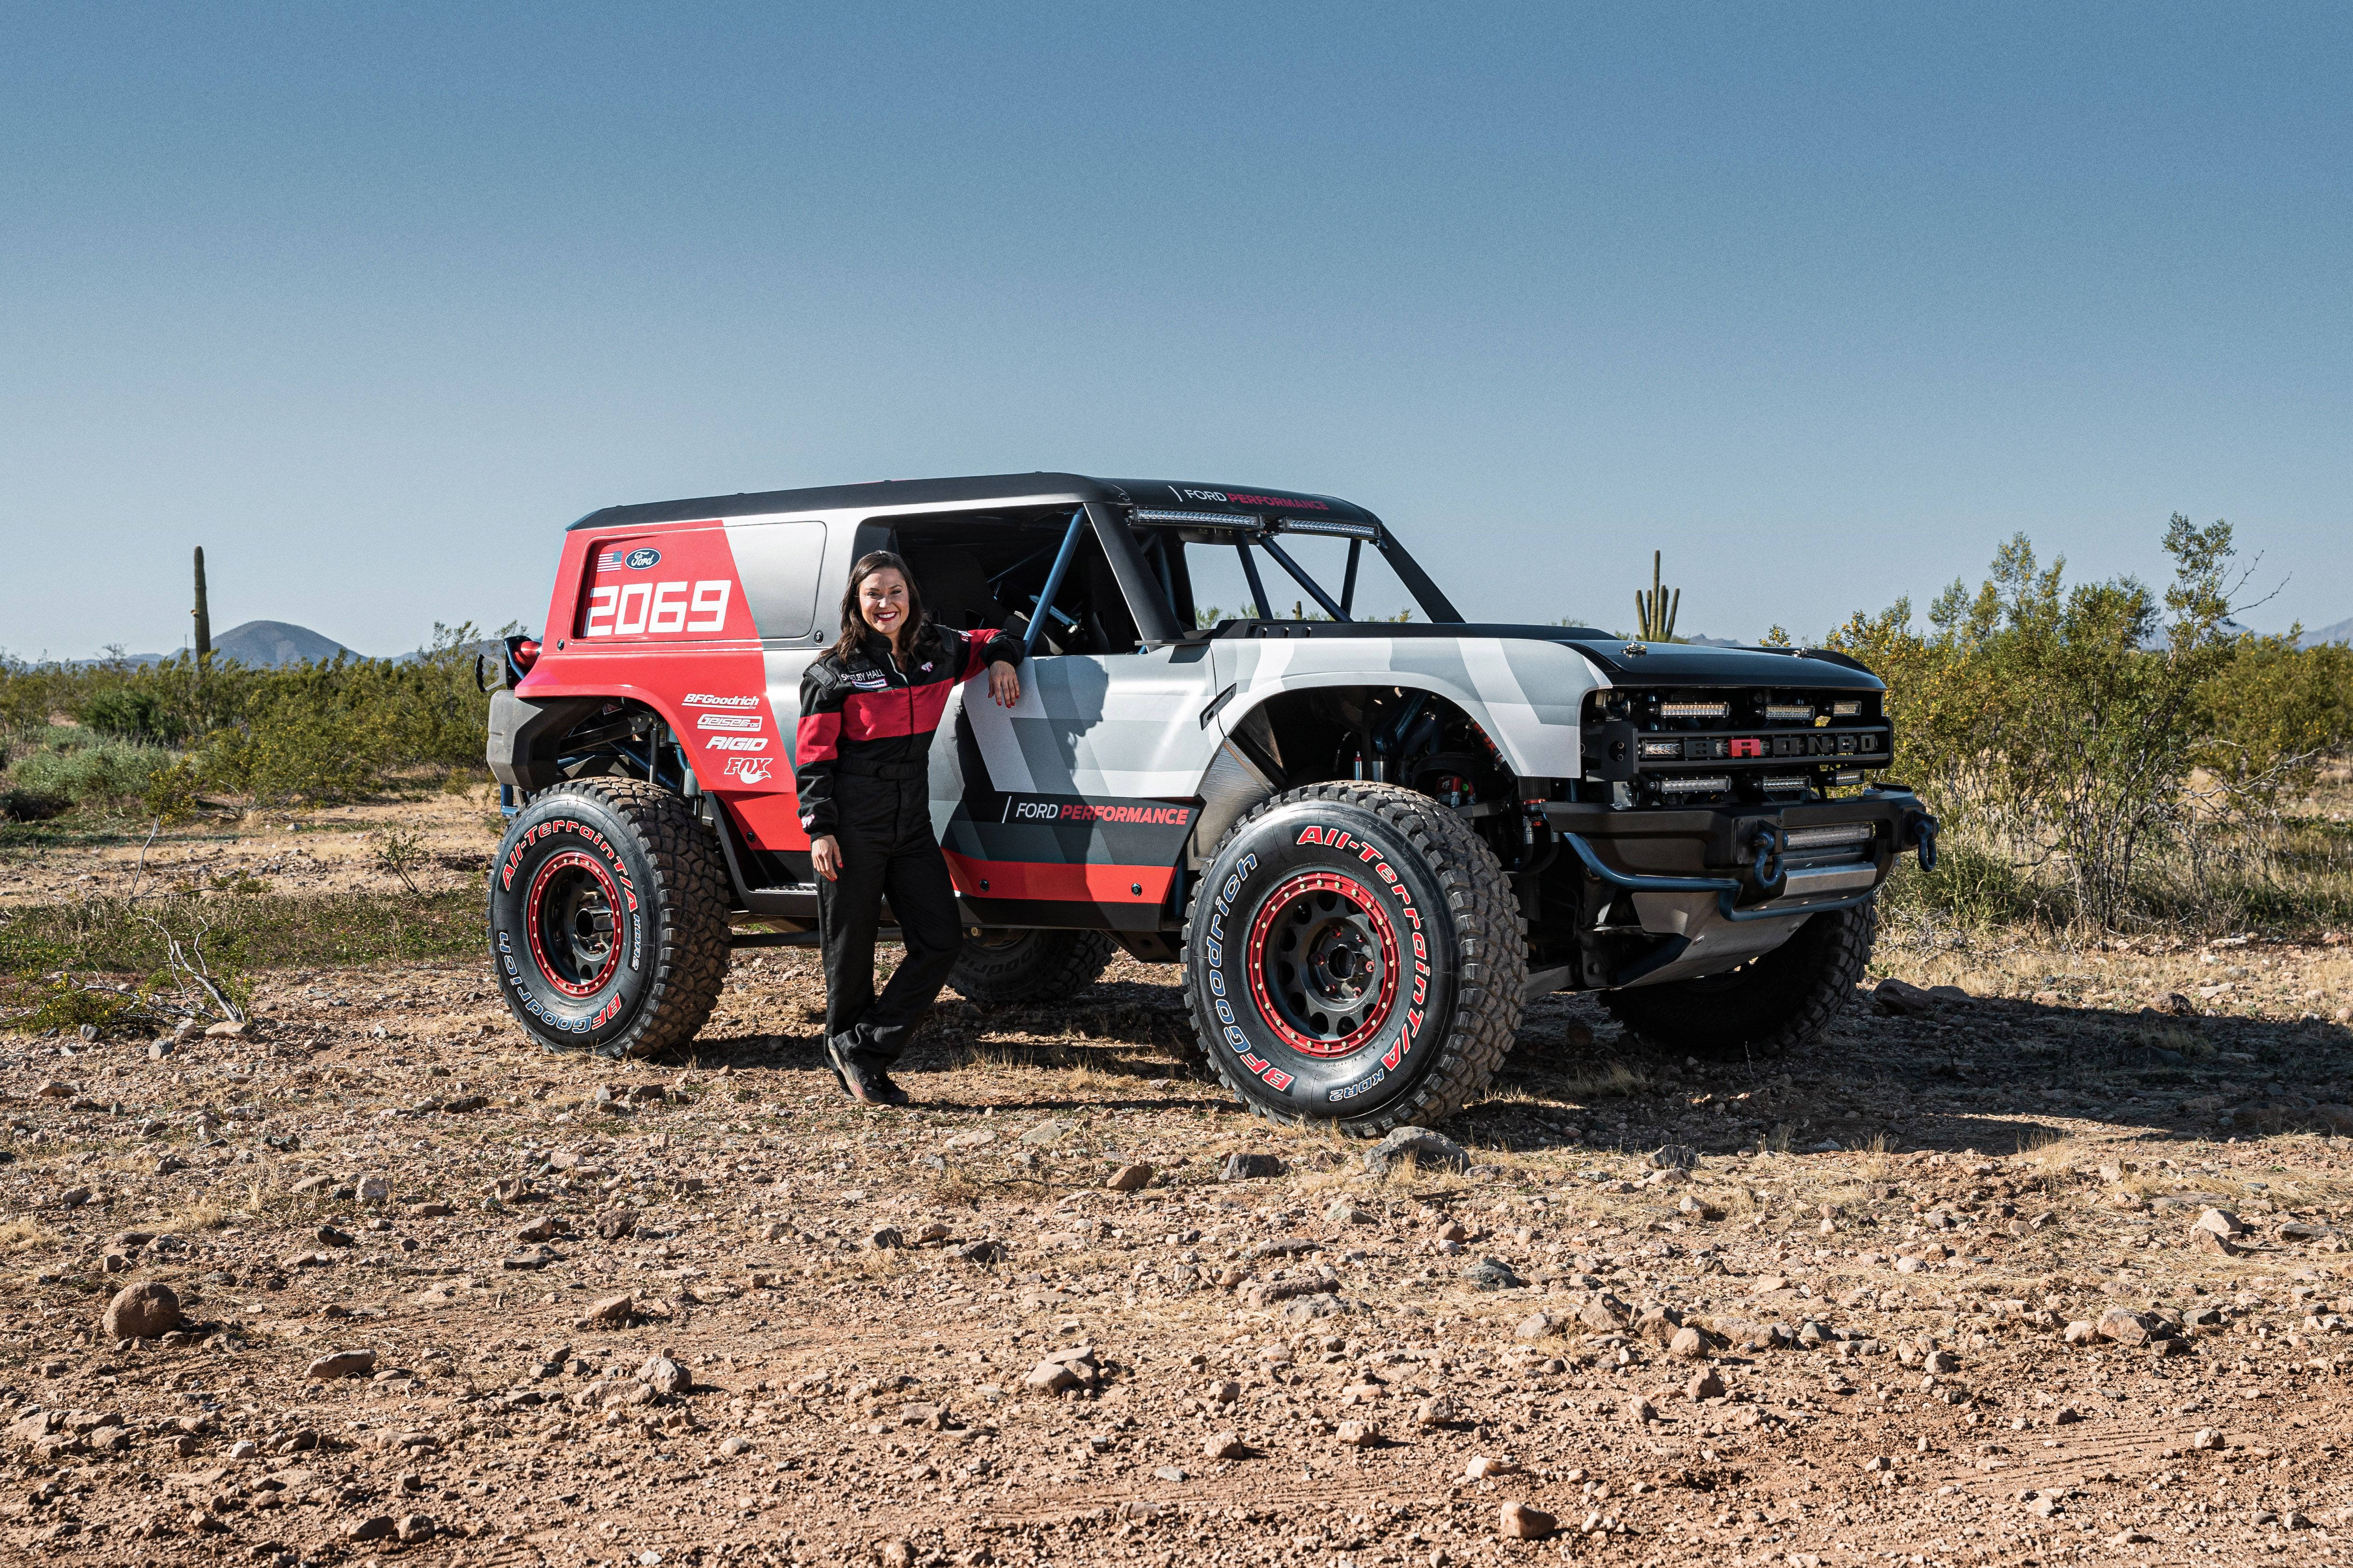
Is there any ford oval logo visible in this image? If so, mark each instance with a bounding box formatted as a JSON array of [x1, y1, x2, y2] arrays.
[[625, 547, 661, 570]]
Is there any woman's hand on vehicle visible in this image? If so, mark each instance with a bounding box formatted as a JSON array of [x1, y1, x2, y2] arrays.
[[809, 834, 843, 881], [988, 661, 1021, 709]]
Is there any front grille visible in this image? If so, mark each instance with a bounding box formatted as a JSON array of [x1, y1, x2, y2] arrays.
[[1582, 685, 1893, 805]]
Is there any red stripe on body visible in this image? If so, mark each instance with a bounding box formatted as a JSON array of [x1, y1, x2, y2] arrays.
[[941, 851, 1173, 904], [795, 711, 840, 764]]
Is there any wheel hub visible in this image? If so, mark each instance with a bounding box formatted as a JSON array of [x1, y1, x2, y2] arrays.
[[1247, 871, 1400, 1057], [525, 849, 622, 998]]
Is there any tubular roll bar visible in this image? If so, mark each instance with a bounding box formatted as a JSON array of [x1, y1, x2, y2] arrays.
[[1257, 534, 1352, 622], [1024, 508, 1089, 654]]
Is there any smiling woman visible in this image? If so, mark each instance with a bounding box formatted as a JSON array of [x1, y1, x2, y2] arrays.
[[796, 550, 1025, 1107]]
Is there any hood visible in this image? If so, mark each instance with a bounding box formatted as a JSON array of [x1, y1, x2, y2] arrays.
[[1194, 619, 1882, 690]]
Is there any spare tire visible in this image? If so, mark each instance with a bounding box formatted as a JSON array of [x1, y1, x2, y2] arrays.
[[1183, 781, 1524, 1135]]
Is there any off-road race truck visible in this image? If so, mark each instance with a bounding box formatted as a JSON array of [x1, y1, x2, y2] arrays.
[[484, 473, 1938, 1133]]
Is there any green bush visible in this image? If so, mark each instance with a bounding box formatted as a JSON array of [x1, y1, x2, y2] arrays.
[[1828, 517, 2353, 929], [4, 739, 177, 808]]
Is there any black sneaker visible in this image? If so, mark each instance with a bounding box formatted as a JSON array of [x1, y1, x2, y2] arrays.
[[825, 1034, 908, 1106]]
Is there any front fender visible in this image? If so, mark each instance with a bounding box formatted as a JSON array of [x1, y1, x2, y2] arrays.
[[1211, 635, 1603, 781]]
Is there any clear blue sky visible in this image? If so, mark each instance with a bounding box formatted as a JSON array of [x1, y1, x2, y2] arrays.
[[5, 3, 2348, 657]]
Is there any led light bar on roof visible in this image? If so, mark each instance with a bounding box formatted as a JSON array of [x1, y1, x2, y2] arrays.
[[1659, 700, 1730, 719], [1658, 775, 1730, 795], [1273, 517, 1379, 540], [1132, 508, 1259, 529], [1784, 823, 1874, 850]]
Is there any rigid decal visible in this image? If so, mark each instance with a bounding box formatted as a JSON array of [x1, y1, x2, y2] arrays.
[[705, 736, 769, 753]]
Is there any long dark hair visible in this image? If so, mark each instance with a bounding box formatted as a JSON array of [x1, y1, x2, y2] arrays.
[[830, 550, 935, 664]]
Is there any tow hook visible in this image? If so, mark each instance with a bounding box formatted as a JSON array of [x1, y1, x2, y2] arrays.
[[1747, 826, 1786, 898], [1907, 809, 1941, 873]]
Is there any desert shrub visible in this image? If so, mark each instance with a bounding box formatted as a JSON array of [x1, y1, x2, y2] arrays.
[[3, 739, 177, 809], [1828, 516, 2353, 930]]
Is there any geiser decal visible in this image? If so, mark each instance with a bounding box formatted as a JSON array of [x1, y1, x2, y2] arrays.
[[695, 713, 763, 732]]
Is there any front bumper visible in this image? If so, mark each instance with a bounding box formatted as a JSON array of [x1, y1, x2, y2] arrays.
[[1540, 785, 1939, 923]]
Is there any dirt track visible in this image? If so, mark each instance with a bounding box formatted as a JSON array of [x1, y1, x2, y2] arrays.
[[3, 928, 2351, 1567]]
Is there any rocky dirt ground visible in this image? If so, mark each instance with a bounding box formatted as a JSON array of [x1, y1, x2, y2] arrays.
[[3, 900, 2352, 1568], [0, 792, 502, 907]]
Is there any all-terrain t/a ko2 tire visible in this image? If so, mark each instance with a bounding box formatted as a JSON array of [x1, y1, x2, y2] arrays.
[[1184, 781, 1525, 1135], [487, 778, 729, 1060], [947, 928, 1118, 1005]]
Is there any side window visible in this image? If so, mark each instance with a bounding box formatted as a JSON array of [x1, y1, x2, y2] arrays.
[[727, 520, 828, 640], [894, 513, 1143, 657]]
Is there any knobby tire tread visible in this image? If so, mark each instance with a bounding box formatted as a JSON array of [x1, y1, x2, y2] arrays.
[[511, 778, 730, 1061], [1183, 781, 1525, 1136]]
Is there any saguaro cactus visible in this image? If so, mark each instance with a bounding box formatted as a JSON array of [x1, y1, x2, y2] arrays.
[[1633, 550, 1679, 642], [192, 546, 212, 662]]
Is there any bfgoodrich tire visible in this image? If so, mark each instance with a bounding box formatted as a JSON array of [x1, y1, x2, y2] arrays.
[[1599, 896, 1877, 1061], [947, 928, 1118, 1005], [487, 778, 729, 1059], [1183, 781, 1524, 1135]]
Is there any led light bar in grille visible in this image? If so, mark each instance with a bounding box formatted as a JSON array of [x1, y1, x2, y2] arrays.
[[1761, 775, 1810, 792], [1833, 769, 1864, 786], [1132, 509, 1260, 529], [1658, 775, 1730, 795], [1638, 739, 1683, 759], [1832, 701, 1863, 717], [1765, 704, 1814, 721], [1784, 823, 1874, 850], [1659, 701, 1729, 719]]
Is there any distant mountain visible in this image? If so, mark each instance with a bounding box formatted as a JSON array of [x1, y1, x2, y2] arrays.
[[211, 621, 356, 667], [2300, 616, 2353, 648]]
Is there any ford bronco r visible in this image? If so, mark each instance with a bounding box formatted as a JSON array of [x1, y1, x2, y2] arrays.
[[484, 473, 1938, 1133]]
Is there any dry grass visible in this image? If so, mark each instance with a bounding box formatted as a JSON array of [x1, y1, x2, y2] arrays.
[[0, 1217, 53, 1253]]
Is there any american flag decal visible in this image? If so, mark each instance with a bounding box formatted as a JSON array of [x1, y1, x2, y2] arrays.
[[597, 551, 624, 572]]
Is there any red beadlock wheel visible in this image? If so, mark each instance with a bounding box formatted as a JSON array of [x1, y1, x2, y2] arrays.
[[1245, 870, 1400, 1057], [523, 849, 624, 999]]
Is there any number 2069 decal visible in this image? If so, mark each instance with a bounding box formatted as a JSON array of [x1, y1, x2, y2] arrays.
[[582, 580, 732, 637]]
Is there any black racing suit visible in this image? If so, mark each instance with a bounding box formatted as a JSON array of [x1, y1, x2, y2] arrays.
[[794, 622, 1023, 1071]]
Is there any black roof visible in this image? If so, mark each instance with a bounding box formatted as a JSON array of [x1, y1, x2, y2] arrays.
[[569, 472, 1380, 532]]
